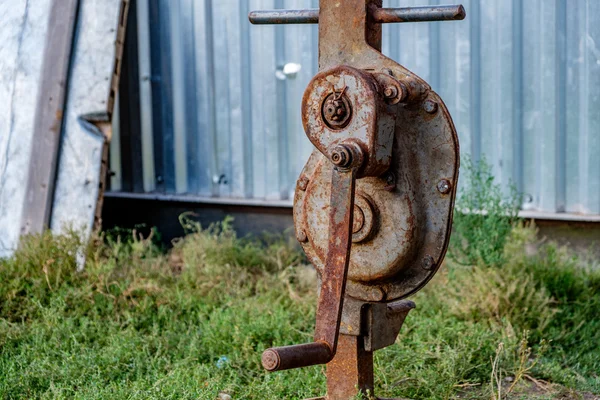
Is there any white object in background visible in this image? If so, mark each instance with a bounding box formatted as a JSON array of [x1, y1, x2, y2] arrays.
[[275, 62, 302, 80]]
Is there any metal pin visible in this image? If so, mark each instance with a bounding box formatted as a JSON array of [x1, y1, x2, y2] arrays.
[[249, 5, 466, 25]]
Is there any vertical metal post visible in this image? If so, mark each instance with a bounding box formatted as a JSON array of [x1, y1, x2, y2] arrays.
[[326, 334, 374, 400]]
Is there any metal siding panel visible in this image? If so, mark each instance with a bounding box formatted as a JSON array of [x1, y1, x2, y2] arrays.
[[239, 0, 255, 198], [249, 0, 278, 200], [275, 0, 289, 200], [437, 0, 471, 161], [111, 0, 600, 219], [149, 0, 176, 192], [555, 0, 567, 212], [168, 0, 188, 193], [136, 0, 155, 192], [283, 0, 315, 200], [193, 0, 218, 196], [110, 95, 122, 191], [213, 0, 235, 197], [468, 0, 481, 163], [393, 0, 431, 83], [582, 0, 600, 214], [225, 0, 250, 199], [537, 0, 558, 212], [565, 0, 582, 214], [512, 0, 524, 195], [479, 0, 514, 191]]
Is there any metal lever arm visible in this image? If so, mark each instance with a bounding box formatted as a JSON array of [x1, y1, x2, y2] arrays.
[[249, 5, 465, 25], [262, 165, 357, 371]]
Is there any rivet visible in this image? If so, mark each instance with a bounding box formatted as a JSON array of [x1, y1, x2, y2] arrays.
[[296, 230, 308, 243], [422, 255, 436, 270], [298, 176, 309, 191], [374, 287, 386, 302], [423, 99, 438, 114], [437, 179, 452, 194]]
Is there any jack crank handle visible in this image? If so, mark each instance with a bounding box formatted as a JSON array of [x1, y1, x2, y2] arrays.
[[262, 145, 361, 372], [262, 342, 333, 371]]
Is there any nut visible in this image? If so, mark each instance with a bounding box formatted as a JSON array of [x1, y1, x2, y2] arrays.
[[331, 145, 353, 168], [321, 91, 352, 129]]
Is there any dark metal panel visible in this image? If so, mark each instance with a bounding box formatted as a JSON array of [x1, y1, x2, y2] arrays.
[[148, 0, 175, 192], [118, 0, 144, 193]]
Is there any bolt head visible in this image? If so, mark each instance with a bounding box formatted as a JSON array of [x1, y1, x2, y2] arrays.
[[423, 99, 439, 114], [422, 255, 436, 270], [296, 229, 308, 243], [437, 179, 452, 194]]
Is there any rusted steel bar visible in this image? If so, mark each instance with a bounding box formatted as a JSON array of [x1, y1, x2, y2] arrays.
[[249, 5, 465, 25], [313, 166, 357, 348], [371, 5, 466, 23], [326, 334, 374, 400]]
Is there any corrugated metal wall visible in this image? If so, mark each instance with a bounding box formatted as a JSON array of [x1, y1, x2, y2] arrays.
[[110, 0, 600, 218]]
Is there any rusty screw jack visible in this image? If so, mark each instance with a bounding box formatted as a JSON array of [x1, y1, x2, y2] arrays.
[[250, 1, 464, 399]]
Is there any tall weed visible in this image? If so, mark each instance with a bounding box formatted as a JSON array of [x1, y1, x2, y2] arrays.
[[450, 157, 521, 267]]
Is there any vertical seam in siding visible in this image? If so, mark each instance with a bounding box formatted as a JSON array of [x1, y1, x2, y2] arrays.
[[240, 0, 254, 198], [555, 0, 567, 212], [469, 0, 481, 162], [512, 0, 524, 195]]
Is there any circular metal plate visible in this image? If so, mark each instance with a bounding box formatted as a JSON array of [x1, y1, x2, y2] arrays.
[[294, 91, 459, 303]]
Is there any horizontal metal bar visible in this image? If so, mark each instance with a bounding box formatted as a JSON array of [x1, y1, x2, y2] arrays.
[[248, 5, 466, 25], [372, 5, 466, 23], [262, 342, 333, 372], [248, 8, 319, 25]]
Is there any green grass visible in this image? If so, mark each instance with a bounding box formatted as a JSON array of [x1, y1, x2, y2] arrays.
[[1, 162, 599, 399]]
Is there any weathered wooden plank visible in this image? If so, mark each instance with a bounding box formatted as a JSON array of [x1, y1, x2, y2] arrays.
[[50, 0, 123, 241], [20, 0, 79, 236]]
